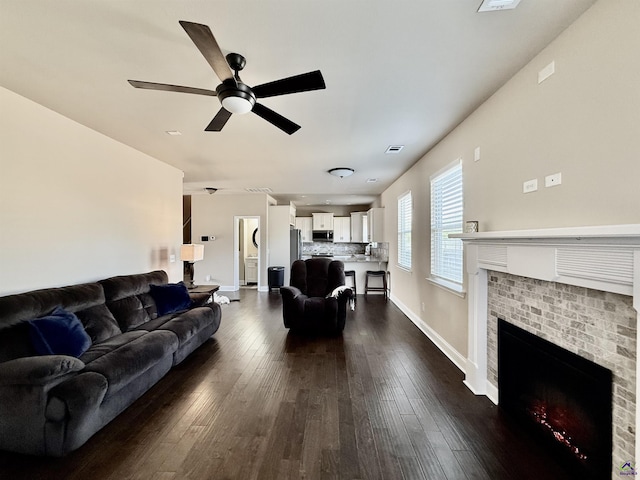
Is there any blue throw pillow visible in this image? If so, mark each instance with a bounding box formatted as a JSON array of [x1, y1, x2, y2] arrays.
[[149, 282, 192, 316], [28, 307, 92, 357]]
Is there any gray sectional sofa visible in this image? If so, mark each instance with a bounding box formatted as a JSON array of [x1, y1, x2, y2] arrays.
[[0, 270, 221, 457]]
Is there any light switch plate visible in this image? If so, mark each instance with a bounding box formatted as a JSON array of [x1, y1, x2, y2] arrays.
[[538, 61, 555, 84], [523, 179, 538, 193]]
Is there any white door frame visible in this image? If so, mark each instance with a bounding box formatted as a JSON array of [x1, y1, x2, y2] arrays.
[[233, 216, 260, 291]]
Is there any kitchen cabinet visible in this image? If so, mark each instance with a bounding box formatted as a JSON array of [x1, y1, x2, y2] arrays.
[[333, 217, 351, 243], [350, 212, 367, 242], [367, 208, 384, 242], [244, 257, 258, 283], [288, 204, 297, 225], [295, 217, 313, 242], [312, 212, 334, 230]]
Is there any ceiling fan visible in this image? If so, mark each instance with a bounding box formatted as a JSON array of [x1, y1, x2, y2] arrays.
[[128, 21, 326, 135]]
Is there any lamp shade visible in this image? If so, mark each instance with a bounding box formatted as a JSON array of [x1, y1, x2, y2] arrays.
[[180, 244, 204, 262]]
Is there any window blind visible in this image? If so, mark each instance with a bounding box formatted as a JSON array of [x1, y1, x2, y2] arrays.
[[397, 191, 412, 270], [430, 161, 463, 284]]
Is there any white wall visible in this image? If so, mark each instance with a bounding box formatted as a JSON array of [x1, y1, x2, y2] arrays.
[[191, 193, 269, 290], [0, 87, 184, 296], [381, 0, 640, 359]]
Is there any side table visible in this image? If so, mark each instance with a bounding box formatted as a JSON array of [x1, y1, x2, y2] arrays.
[[188, 285, 220, 303]]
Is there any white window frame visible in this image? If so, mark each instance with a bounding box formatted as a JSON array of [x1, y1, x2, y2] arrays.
[[397, 190, 412, 271], [428, 159, 465, 297]]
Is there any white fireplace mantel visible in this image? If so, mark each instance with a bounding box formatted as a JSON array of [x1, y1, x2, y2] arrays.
[[454, 223, 640, 461]]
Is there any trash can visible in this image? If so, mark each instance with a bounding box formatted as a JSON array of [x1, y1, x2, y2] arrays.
[[268, 266, 285, 292]]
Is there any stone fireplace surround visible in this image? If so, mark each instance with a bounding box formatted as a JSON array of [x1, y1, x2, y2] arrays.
[[455, 224, 640, 475]]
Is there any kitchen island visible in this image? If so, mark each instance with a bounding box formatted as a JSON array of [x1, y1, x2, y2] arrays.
[[301, 255, 388, 295]]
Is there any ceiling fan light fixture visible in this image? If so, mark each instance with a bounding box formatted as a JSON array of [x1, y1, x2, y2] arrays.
[[328, 167, 355, 178], [221, 95, 254, 114]]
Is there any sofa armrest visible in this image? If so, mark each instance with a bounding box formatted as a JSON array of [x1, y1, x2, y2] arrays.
[[0, 356, 84, 386], [47, 372, 108, 422]]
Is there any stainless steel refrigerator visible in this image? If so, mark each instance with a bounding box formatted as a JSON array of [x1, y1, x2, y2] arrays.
[[290, 228, 302, 266]]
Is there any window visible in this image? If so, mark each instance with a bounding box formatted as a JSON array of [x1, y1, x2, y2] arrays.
[[397, 191, 412, 270], [430, 160, 464, 292]]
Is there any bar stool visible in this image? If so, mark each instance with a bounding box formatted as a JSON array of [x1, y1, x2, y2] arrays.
[[365, 270, 387, 300], [344, 270, 356, 296]]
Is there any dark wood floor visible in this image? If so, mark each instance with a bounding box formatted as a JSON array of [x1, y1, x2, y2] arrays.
[[0, 290, 575, 480]]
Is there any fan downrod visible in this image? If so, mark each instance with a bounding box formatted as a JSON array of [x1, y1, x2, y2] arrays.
[[226, 53, 246, 73]]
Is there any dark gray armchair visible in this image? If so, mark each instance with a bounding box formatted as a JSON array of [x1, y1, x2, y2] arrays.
[[280, 258, 352, 334]]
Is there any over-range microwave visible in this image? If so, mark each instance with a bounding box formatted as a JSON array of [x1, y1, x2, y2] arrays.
[[312, 230, 334, 242]]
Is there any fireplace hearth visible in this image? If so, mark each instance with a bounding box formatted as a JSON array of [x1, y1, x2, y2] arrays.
[[499, 319, 612, 478]]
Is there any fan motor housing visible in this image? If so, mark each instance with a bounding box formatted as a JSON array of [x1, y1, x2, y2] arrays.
[[216, 81, 256, 113]]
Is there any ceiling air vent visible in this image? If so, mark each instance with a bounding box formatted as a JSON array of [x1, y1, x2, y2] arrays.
[[385, 145, 404, 154], [478, 0, 521, 12], [245, 187, 273, 194]]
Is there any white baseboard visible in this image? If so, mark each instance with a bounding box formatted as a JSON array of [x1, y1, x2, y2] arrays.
[[218, 286, 237, 292], [486, 382, 499, 405], [390, 293, 467, 374]]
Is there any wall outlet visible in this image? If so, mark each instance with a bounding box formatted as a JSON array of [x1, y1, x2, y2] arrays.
[[205, 275, 212, 282], [421, 302, 425, 312], [169, 254, 176, 263], [545, 172, 562, 187], [523, 179, 538, 193], [474, 147, 481, 162]]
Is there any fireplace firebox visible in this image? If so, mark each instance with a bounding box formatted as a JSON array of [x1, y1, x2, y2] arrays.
[[498, 319, 613, 478]]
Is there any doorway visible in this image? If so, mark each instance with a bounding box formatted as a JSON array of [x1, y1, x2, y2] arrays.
[[234, 216, 260, 291]]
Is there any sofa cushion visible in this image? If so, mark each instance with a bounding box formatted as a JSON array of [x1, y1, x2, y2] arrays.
[[99, 271, 168, 301], [100, 271, 168, 330], [74, 304, 122, 343], [106, 296, 150, 332], [153, 307, 215, 345], [0, 323, 36, 363], [27, 307, 92, 358], [149, 282, 191, 316], [82, 330, 178, 399], [79, 331, 147, 364]]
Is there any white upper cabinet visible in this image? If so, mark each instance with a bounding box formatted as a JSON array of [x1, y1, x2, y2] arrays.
[[367, 208, 384, 242], [333, 217, 351, 243], [295, 217, 313, 242], [312, 213, 334, 230]]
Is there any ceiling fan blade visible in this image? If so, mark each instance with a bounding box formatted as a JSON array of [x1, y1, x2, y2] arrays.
[[128, 80, 217, 96], [252, 103, 301, 135], [179, 21, 236, 85], [205, 108, 232, 131], [252, 70, 326, 99]]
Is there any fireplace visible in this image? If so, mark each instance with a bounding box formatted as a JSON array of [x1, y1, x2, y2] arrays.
[[454, 224, 639, 477], [498, 318, 612, 478]]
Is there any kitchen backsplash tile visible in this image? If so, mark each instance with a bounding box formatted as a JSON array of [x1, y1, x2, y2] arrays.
[[301, 242, 388, 262]]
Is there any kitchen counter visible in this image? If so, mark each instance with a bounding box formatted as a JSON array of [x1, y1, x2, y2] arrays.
[[300, 256, 388, 295], [302, 255, 387, 264]]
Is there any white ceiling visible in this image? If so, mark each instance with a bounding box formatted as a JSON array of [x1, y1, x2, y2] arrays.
[[0, 0, 596, 207]]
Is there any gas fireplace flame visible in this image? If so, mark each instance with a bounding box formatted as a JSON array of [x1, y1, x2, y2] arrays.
[[528, 401, 588, 462]]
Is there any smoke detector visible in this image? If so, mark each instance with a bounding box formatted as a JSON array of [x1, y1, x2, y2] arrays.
[[478, 0, 521, 12]]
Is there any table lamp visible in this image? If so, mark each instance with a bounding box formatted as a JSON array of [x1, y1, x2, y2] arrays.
[[180, 244, 204, 288]]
